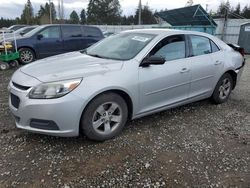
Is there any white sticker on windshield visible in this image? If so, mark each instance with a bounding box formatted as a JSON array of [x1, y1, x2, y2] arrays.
[[131, 36, 150, 42]]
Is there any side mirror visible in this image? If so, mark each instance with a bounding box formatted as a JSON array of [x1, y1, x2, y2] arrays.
[[140, 55, 165, 67], [37, 34, 43, 40]]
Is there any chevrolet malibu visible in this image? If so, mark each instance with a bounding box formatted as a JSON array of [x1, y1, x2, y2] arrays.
[[8, 29, 245, 141]]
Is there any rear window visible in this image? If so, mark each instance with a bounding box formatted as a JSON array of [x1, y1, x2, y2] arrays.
[[62, 26, 82, 38], [210, 40, 220, 53], [83, 27, 102, 37], [190, 35, 211, 56]]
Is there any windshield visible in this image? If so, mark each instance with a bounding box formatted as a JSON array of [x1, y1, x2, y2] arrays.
[[86, 32, 156, 60], [23, 25, 46, 37]]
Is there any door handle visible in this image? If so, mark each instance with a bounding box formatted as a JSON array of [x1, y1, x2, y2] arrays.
[[214, 60, 222, 65], [180, 68, 190, 73]]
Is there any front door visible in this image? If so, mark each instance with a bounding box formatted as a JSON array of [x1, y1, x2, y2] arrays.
[[138, 35, 191, 114], [36, 26, 63, 58]]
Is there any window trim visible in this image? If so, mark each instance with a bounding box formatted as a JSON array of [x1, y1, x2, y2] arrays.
[[146, 34, 188, 62], [187, 34, 221, 57], [209, 39, 221, 53], [83, 26, 103, 38], [37, 26, 62, 39], [61, 25, 83, 38]]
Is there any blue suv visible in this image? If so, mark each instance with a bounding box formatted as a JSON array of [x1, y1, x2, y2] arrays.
[[14, 24, 104, 64]]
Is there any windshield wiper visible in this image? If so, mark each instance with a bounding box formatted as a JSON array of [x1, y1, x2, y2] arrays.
[[80, 49, 87, 54], [88, 53, 103, 58], [87, 53, 112, 60]]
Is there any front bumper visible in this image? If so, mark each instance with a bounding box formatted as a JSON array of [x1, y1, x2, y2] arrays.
[[8, 81, 86, 137]]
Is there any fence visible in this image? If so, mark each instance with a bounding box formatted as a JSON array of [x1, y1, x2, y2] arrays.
[[214, 19, 250, 44], [93, 19, 250, 44]]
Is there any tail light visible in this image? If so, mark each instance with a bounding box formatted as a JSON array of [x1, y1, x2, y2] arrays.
[[239, 48, 245, 57]]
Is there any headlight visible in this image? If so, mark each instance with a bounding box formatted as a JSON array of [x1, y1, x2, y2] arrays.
[[29, 78, 82, 99]]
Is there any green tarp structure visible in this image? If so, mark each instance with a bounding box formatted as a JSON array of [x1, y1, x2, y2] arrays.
[[155, 4, 217, 27]]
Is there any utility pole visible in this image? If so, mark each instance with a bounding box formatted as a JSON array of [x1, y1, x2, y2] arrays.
[[222, 5, 228, 41], [138, 0, 142, 25], [49, 0, 52, 24], [58, 0, 64, 23]]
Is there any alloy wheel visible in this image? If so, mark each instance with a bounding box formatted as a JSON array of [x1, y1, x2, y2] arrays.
[[219, 78, 231, 100], [92, 102, 122, 135]]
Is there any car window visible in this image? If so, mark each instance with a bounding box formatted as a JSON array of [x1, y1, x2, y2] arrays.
[[84, 27, 102, 37], [151, 35, 186, 61], [210, 40, 220, 53], [62, 26, 82, 38], [86, 33, 155, 60], [39, 26, 60, 39], [190, 35, 211, 56]]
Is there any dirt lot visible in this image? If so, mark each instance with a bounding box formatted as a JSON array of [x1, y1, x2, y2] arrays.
[[0, 57, 249, 188]]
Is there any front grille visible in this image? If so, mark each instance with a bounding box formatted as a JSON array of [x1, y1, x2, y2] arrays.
[[10, 93, 20, 109], [12, 82, 30, 91]]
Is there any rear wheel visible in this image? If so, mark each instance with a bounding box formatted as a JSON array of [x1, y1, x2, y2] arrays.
[[19, 48, 35, 64], [9, 60, 19, 68], [0, 61, 9, 70], [81, 93, 128, 141], [211, 73, 233, 104]]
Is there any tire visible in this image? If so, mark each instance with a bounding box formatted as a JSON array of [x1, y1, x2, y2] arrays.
[[0, 62, 10, 70], [19, 48, 35, 64], [211, 73, 233, 104], [9, 60, 19, 68], [81, 93, 128, 141]]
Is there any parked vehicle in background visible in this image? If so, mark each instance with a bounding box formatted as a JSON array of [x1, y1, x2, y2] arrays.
[[6, 24, 104, 64], [0, 26, 38, 41], [8, 25, 27, 31], [103, 31, 115, 37], [8, 29, 245, 141], [1, 25, 28, 35]]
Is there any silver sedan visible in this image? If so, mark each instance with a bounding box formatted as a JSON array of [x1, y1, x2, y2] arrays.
[[8, 29, 245, 141]]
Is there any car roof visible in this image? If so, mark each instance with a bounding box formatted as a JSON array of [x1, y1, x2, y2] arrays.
[[122, 29, 212, 38], [41, 24, 99, 29]]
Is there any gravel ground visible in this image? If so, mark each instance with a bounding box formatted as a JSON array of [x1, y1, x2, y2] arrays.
[[0, 57, 249, 188]]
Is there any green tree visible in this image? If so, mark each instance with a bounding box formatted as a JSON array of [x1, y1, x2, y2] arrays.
[[233, 3, 241, 15], [69, 10, 80, 24], [135, 5, 156, 24], [242, 5, 250, 18], [20, 0, 34, 24], [37, 2, 57, 24], [80, 9, 86, 24], [87, 0, 122, 24], [216, 0, 231, 17]]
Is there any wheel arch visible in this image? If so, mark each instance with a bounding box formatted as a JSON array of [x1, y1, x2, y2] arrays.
[[18, 46, 37, 59], [224, 70, 237, 90], [79, 89, 134, 134]]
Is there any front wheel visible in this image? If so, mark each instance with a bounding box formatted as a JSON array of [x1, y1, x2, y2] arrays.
[[81, 93, 128, 141], [211, 73, 233, 104], [19, 48, 35, 64]]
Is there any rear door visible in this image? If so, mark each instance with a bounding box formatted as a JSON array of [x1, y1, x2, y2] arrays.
[[82, 27, 104, 49], [62, 25, 84, 52], [187, 35, 222, 98], [35, 26, 63, 58]]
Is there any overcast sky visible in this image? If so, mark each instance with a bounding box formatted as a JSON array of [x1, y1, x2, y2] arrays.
[[0, 0, 248, 19]]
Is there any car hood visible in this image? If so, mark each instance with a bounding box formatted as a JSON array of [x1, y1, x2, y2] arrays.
[[20, 51, 124, 83]]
